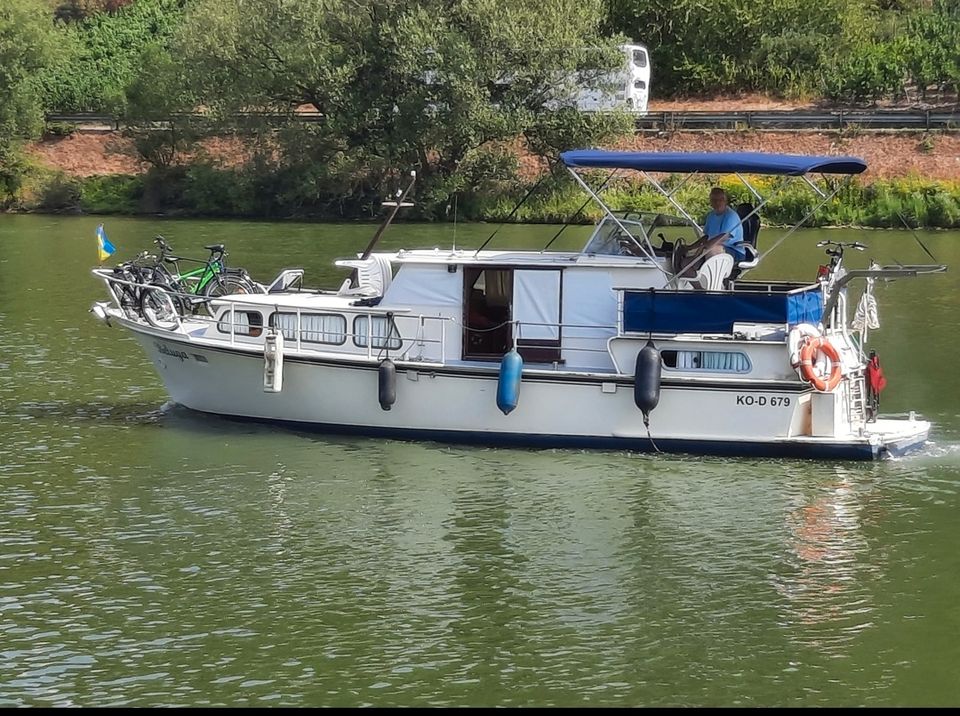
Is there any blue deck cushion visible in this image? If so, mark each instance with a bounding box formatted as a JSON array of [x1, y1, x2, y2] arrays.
[[561, 150, 867, 176], [622, 286, 824, 334]]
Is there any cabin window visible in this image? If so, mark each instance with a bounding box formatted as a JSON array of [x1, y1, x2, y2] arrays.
[[661, 350, 751, 373], [634, 79, 646, 90], [353, 315, 402, 350], [271, 312, 346, 345], [217, 310, 263, 337], [633, 49, 647, 68]]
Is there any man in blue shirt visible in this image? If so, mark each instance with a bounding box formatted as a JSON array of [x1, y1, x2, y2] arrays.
[[673, 187, 744, 276]]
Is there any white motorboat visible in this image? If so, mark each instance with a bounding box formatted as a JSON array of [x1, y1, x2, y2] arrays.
[[91, 151, 946, 459]]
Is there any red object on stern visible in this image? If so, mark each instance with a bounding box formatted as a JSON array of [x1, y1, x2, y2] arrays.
[[866, 352, 887, 395]]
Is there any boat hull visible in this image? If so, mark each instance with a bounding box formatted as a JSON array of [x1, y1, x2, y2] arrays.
[[133, 325, 928, 461]]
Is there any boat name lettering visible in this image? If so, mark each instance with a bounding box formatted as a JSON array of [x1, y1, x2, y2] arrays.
[[735, 395, 791, 407], [154, 342, 191, 362]]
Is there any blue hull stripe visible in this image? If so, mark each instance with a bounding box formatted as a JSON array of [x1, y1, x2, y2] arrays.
[[187, 408, 900, 461]]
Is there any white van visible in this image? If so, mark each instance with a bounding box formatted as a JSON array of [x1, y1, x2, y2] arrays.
[[575, 43, 650, 114]]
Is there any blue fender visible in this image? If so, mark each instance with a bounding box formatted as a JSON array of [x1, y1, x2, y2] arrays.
[[496, 348, 523, 415]]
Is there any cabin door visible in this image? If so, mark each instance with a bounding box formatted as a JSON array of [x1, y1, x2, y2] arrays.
[[463, 267, 513, 360], [513, 269, 562, 363]]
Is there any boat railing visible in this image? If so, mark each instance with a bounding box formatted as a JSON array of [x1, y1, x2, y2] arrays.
[[93, 269, 620, 366], [210, 296, 452, 365], [92, 269, 446, 362], [221, 306, 617, 364]]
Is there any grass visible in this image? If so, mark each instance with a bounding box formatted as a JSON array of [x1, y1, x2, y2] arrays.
[[11, 163, 960, 230]]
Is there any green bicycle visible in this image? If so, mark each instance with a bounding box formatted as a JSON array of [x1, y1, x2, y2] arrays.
[[139, 236, 264, 330]]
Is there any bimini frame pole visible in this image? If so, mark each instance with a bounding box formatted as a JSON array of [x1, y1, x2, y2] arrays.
[[735, 172, 763, 203], [757, 175, 854, 263], [640, 171, 703, 234], [565, 166, 671, 277], [540, 169, 618, 253]]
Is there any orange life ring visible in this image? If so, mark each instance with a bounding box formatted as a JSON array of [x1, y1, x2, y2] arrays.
[[798, 336, 842, 392]]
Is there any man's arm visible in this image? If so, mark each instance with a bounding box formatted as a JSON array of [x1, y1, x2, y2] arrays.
[[696, 232, 730, 252]]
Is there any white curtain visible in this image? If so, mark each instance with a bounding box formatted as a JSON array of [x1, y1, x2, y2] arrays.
[[354, 315, 401, 349], [676, 350, 750, 372], [513, 270, 561, 341], [274, 313, 346, 344]]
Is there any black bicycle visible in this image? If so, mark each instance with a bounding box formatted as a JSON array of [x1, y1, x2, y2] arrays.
[[110, 250, 164, 320], [139, 236, 264, 329], [817, 239, 867, 275]]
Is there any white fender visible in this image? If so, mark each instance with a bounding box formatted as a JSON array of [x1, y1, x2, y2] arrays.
[[788, 323, 821, 370], [263, 330, 284, 393]]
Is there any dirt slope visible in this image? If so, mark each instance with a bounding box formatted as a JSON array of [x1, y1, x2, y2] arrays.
[[29, 127, 960, 183]]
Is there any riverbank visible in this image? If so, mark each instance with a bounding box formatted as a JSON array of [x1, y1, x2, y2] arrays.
[[11, 128, 960, 228]]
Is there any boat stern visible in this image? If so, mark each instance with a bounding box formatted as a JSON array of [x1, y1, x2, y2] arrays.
[[864, 415, 930, 458]]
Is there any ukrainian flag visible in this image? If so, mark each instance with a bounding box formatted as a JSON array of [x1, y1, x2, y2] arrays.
[[96, 224, 116, 263]]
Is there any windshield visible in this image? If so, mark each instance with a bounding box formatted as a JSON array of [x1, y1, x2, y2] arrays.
[[582, 212, 696, 256]]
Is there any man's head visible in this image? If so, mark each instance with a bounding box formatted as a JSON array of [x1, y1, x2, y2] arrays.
[[709, 187, 728, 214]]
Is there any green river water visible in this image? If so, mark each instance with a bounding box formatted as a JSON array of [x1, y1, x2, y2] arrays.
[[1, 214, 959, 706]]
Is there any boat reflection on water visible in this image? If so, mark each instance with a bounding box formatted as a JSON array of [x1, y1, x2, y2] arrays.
[[772, 467, 881, 653]]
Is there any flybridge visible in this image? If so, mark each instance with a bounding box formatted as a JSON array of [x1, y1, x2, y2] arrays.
[[559, 149, 871, 275]]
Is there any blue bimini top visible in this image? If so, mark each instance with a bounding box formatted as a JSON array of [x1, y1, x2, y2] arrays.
[[560, 150, 867, 176]]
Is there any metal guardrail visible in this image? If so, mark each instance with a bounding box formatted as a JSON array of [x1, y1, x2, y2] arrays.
[[634, 109, 960, 131], [46, 113, 119, 131], [47, 108, 960, 133]]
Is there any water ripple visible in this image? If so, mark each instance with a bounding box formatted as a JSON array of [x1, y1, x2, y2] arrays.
[[2, 218, 960, 706]]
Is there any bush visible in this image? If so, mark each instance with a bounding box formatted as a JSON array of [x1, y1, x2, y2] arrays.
[[180, 163, 253, 217], [824, 42, 904, 103], [38, 175, 83, 213], [0, 148, 33, 209], [78, 174, 143, 213], [44, 121, 77, 138]]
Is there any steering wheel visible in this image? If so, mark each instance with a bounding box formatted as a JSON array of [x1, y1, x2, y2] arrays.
[[617, 234, 645, 257]]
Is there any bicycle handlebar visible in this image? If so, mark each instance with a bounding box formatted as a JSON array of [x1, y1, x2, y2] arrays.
[[153, 235, 225, 262], [816, 239, 867, 251]]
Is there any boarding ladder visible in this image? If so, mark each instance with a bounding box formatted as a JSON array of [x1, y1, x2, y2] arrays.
[[847, 374, 868, 426]]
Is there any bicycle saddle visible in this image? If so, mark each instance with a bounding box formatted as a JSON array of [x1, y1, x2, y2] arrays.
[[204, 244, 225, 253]]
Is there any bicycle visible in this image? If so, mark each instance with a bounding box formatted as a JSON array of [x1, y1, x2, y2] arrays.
[[109, 250, 164, 320], [139, 236, 264, 329], [153, 235, 262, 297], [817, 239, 867, 277]]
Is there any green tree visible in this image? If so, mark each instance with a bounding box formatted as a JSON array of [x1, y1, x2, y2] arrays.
[[123, 42, 199, 168], [38, 0, 187, 114], [165, 0, 632, 215], [604, 0, 874, 96], [54, 1, 135, 22], [0, 0, 60, 202]]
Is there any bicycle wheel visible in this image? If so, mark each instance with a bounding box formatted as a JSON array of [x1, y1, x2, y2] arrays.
[[114, 282, 141, 319], [139, 286, 181, 331], [203, 273, 261, 297], [227, 268, 266, 294]]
